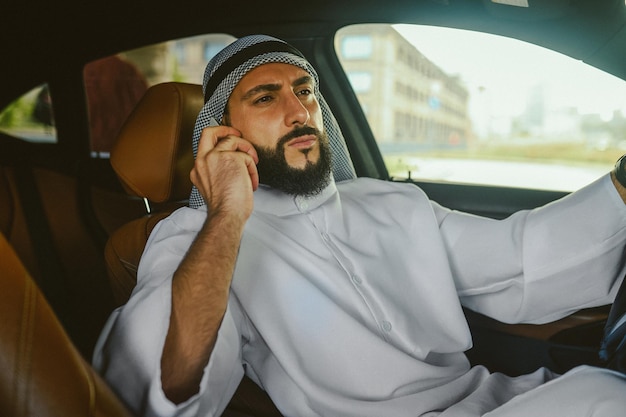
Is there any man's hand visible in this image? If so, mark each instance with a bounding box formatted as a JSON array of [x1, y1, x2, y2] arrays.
[[191, 125, 259, 222], [161, 126, 259, 404]]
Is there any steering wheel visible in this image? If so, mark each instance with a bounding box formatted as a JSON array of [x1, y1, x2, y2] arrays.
[[599, 273, 626, 373]]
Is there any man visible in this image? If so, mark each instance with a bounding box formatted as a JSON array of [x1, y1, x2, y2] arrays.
[[94, 35, 626, 416]]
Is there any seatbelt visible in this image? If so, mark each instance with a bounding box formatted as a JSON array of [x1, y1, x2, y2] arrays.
[[13, 164, 74, 331]]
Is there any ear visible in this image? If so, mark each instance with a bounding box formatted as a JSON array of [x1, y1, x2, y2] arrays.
[[222, 104, 231, 126]]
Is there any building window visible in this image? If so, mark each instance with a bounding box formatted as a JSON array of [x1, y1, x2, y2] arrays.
[[347, 72, 372, 93], [341, 35, 373, 59], [204, 41, 227, 61], [175, 43, 187, 64]]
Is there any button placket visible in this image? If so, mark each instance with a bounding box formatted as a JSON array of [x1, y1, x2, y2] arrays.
[[295, 196, 310, 212], [308, 204, 393, 340]]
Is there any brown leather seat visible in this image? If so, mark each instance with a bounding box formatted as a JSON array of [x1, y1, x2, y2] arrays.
[[104, 82, 283, 416], [105, 82, 201, 306], [0, 231, 133, 417]]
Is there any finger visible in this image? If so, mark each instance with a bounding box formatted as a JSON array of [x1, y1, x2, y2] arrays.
[[196, 125, 242, 155], [245, 155, 260, 191], [190, 150, 257, 190], [214, 136, 259, 164]]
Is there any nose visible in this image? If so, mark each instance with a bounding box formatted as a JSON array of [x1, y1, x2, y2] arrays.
[[284, 91, 310, 127]]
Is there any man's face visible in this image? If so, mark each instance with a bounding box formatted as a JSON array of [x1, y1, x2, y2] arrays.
[[226, 63, 332, 196]]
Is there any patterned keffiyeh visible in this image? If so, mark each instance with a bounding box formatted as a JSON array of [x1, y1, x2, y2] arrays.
[[189, 34, 355, 208]]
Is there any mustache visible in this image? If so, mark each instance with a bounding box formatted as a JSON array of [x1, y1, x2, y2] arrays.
[[276, 125, 322, 147]]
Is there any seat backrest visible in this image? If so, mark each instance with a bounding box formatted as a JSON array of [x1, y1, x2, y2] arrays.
[[0, 231, 132, 417], [105, 82, 203, 306]]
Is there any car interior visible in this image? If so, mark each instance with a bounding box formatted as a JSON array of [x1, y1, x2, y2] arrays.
[[2, 0, 626, 415]]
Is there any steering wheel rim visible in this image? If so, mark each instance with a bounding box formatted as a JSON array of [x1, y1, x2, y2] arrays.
[[599, 273, 626, 372]]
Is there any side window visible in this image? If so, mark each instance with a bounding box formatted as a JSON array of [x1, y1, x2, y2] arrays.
[[336, 24, 626, 191], [84, 56, 149, 156], [84, 33, 236, 157], [0, 84, 57, 143]]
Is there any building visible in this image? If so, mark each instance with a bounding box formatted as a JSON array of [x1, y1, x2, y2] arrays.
[[336, 24, 471, 151]]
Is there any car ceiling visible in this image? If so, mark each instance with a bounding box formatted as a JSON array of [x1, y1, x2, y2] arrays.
[[2, 0, 625, 109]]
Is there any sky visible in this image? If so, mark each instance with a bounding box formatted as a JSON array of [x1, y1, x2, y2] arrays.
[[393, 24, 626, 121]]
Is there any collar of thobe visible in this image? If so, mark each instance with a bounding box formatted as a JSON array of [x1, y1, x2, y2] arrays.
[[253, 176, 339, 217]]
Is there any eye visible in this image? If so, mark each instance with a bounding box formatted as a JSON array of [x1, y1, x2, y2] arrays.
[[254, 95, 273, 105], [297, 88, 313, 96]]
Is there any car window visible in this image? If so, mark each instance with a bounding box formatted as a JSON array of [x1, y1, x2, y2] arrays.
[[0, 84, 57, 143], [335, 24, 626, 191], [85, 33, 236, 157]]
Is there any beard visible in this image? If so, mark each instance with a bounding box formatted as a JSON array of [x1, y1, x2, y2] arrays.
[[255, 125, 332, 197]]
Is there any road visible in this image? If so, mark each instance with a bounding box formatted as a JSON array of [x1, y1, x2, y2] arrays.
[[389, 157, 610, 192]]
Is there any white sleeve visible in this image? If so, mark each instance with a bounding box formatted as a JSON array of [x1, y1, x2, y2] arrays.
[[434, 174, 626, 324], [93, 208, 245, 417]]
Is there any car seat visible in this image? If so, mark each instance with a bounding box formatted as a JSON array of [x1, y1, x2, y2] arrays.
[[0, 230, 133, 417], [104, 82, 201, 307]]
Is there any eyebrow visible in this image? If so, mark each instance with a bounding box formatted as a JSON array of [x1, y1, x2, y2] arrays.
[[293, 75, 314, 88], [240, 75, 314, 101]]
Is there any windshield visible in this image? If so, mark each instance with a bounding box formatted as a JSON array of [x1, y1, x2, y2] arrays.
[[336, 24, 626, 191]]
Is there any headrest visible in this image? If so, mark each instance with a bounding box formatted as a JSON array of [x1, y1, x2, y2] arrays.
[[111, 82, 203, 203]]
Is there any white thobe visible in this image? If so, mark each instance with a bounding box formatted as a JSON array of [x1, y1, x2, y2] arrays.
[[94, 174, 626, 417]]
